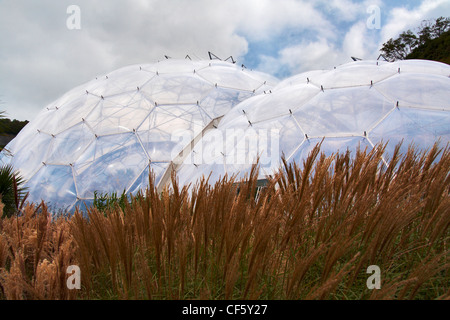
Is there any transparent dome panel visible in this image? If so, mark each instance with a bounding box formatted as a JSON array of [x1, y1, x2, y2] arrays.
[[74, 133, 149, 199], [369, 107, 450, 160], [200, 87, 254, 119], [313, 65, 397, 89], [275, 70, 329, 90], [145, 60, 211, 74], [127, 165, 150, 195], [384, 60, 450, 77], [26, 165, 77, 212], [290, 137, 373, 166], [85, 94, 154, 136], [11, 131, 53, 179], [374, 73, 450, 110], [294, 86, 394, 137], [125, 162, 169, 194], [39, 94, 101, 135], [151, 162, 170, 188], [243, 84, 320, 123], [197, 66, 264, 91], [96, 66, 156, 97], [141, 74, 214, 105], [252, 115, 305, 164], [46, 122, 95, 165]]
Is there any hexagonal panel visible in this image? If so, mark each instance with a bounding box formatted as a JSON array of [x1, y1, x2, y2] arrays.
[[140, 73, 214, 105], [46, 121, 95, 165], [10, 131, 53, 179], [199, 87, 254, 119], [85, 93, 154, 136], [26, 165, 77, 212], [374, 73, 450, 110], [290, 137, 373, 164], [197, 66, 264, 91], [293, 86, 394, 137], [370, 107, 450, 159], [74, 133, 149, 199]]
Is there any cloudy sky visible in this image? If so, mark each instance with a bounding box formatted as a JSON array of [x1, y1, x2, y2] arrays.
[[1, 0, 449, 121]]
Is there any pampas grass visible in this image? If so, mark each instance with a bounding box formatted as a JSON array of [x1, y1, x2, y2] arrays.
[[0, 142, 448, 300]]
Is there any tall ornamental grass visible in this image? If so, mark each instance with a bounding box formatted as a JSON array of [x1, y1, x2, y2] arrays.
[[0, 142, 448, 300]]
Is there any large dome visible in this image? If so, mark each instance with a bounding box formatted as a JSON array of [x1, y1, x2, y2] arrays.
[[0, 59, 278, 211], [174, 60, 450, 187], [2, 59, 449, 211]]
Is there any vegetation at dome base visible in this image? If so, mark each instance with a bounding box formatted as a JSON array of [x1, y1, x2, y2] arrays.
[[0, 111, 28, 218], [0, 141, 448, 300], [0, 164, 27, 219], [0, 108, 29, 150], [93, 190, 133, 213], [0, 117, 28, 136], [380, 16, 450, 64]]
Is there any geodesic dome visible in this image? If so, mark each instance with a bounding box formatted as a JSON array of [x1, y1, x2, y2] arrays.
[[175, 60, 450, 187], [0, 59, 278, 211]]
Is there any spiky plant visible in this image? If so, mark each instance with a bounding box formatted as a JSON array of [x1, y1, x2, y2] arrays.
[[0, 164, 27, 218]]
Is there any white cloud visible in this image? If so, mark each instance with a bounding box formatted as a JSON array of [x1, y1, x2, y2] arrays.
[[316, 0, 384, 22], [278, 38, 343, 73], [232, 0, 334, 41], [380, 0, 450, 42], [256, 20, 380, 75], [1, 0, 338, 121], [343, 21, 379, 59], [0, 0, 249, 120], [327, 0, 364, 21], [256, 55, 285, 76], [1, 0, 450, 121], [256, 0, 450, 76]]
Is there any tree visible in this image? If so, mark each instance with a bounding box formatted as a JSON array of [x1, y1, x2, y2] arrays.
[[380, 38, 403, 61], [380, 16, 450, 62], [0, 118, 29, 135], [399, 30, 419, 55], [406, 29, 450, 64], [430, 16, 450, 37]]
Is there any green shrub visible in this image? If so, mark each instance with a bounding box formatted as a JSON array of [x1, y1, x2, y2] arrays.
[[93, 190, 130, 213], [0, 164, 27, 218]]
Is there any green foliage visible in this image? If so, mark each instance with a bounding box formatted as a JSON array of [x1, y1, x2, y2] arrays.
[[92, 190, 131, 213], [380, 16, 450, 62], [406, 30, 450, 64], [0, 109, 29, 150], [0, 118, 29, 136], [0, 164, 27, 218]]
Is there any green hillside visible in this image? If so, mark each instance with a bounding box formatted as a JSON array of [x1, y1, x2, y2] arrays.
[[380, 17, 450, 64], [0, 118, 28, 149], [406, 30, 450, 64]]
